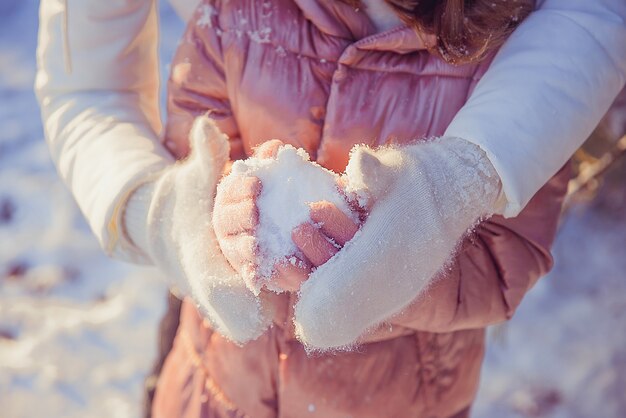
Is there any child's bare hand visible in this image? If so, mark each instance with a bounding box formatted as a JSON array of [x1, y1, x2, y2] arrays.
[[213, 174, 262, 283], [292, 201, 360, 268], [213, 140, 312, 292]]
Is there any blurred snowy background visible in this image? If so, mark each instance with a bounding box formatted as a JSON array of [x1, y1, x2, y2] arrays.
[[0, 1, 624, 417]]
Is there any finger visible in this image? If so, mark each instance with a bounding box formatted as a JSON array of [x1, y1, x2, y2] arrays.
[[335, 175, 372, 218], [189, 116, 230, 173], [309, 201, 359, 246], [292, 223, 339, 267], [213, 198, 258, 237], [336, 175, 348, 191], [216, 176, 262, 204], [218, 234, 257, 274], [253, 139, 284, 159], [222, 160, 234, 176], [271, 256, 312, 292]]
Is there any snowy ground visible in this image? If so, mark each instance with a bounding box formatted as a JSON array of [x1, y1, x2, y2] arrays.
[[1, 2, 624, 417]]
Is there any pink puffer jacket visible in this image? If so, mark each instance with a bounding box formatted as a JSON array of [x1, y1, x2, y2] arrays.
[[153, 1, 569, 417]]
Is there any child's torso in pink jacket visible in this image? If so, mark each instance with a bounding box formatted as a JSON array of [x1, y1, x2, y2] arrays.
[[154, 1, 569, 417]]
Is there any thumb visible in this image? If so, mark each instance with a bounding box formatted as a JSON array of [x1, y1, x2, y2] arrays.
[[196, 276, 274, 344], [253, 139, 284, 159], [345, 145, 400, 198], [189, 115, 231, 179]]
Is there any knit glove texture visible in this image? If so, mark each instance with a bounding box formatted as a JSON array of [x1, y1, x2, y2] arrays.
[[294, 137, 502, 350], [124, 117, 272, 344]]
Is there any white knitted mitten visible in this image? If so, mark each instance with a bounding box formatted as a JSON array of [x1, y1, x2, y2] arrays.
[[124, 117, 272, 344], [294, 137, 503, 350]]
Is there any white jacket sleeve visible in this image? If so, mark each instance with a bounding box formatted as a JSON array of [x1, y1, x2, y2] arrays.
[[446, 0, 626, 217], [36, 0, 178, 263]]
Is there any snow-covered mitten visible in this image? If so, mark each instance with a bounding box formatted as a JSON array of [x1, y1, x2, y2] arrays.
[[124, 116, 272, 344], [294, 137, 504, 350]]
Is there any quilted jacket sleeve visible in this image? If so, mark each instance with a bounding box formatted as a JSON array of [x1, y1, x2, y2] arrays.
[[389, 165, 569, 333]]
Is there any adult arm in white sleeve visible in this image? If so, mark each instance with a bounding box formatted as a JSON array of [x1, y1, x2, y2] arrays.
[[446, 0, 626, 217], [35, 0, 174, 263], [35, 0, 272, 343]]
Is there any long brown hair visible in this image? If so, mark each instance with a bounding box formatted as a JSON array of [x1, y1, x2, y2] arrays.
[[345, 0, 534, 64]]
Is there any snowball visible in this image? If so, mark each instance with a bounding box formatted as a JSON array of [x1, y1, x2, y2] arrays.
[[227, 145, 353, 286]]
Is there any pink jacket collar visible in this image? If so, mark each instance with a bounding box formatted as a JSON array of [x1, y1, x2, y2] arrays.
[[293, 0, 433, 53]]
